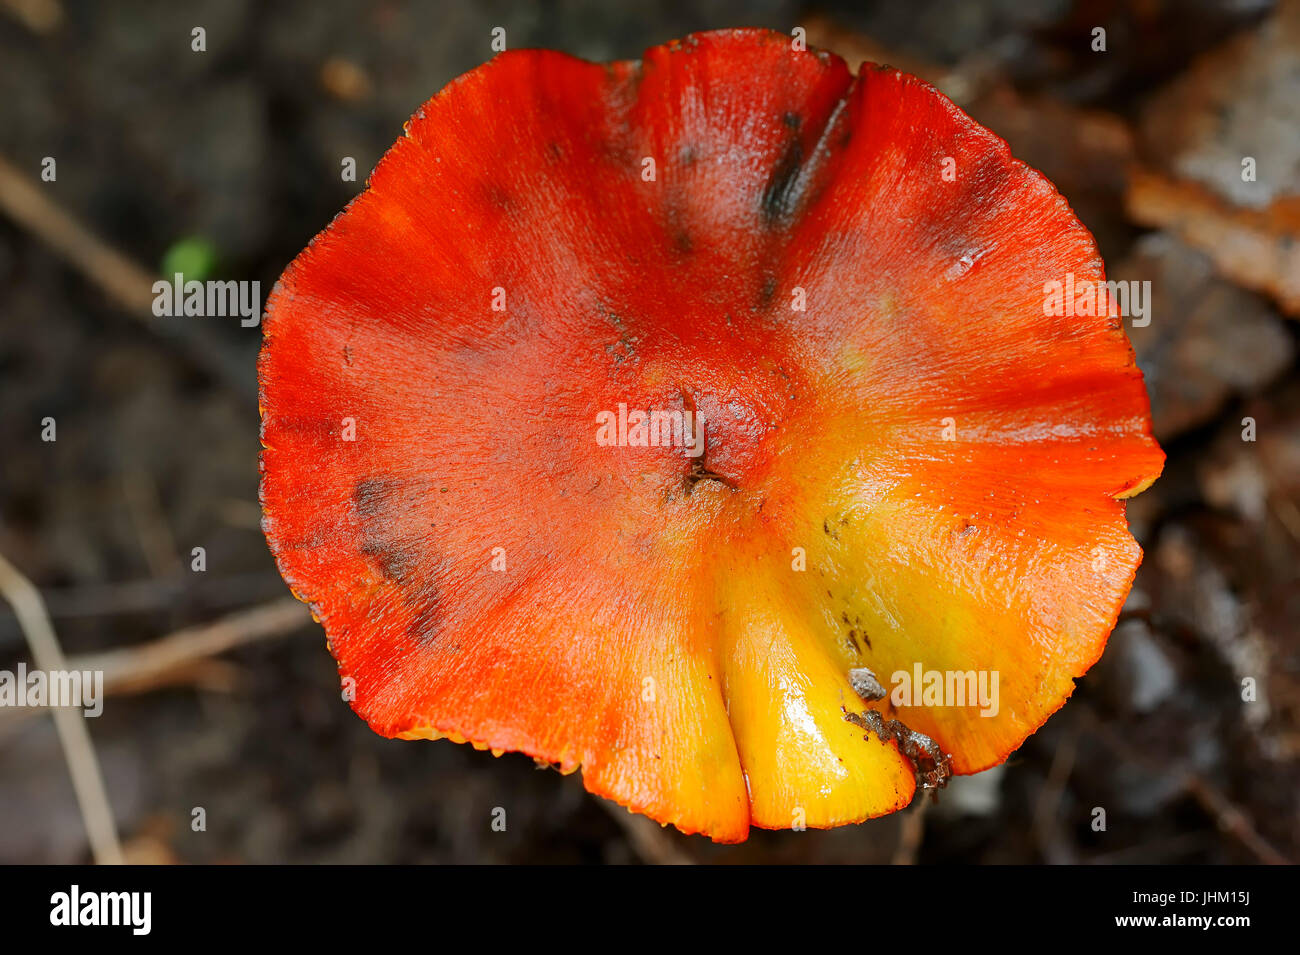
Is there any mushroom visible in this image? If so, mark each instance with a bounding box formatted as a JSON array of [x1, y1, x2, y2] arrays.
[[258, 28, 1163, 843]]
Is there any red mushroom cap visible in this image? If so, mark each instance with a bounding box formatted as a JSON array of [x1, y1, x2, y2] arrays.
[[259, 28, 1163, 842]]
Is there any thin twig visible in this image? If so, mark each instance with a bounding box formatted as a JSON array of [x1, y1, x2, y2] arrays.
[[1271, 496, 1300, 546], [0, 549, 123, 864], [1087, 831, 1214, 865], [1033, 723, 1080, 865], [892, 792, 930, 865], [1183, 775, 1291, 867], [1079, 704, 1290, 865], [0, 153, 257, 405], [121, 468, 182, 578], [0, 0, 64, 34], [595, 797, 695, 865], [0, 570, 284, 623], [68, 597, 311, 696], [0, 153, 156, 313]]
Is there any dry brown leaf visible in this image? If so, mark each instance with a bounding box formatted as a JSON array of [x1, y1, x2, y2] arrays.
[[1127, 166, 1300, 316]]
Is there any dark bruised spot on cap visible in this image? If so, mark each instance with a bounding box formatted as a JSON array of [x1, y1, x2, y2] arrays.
[[760, 140, 804, 226], [406, 581, 443, 645], [361, 536, 415, 582], [353, 477, 395, 519]]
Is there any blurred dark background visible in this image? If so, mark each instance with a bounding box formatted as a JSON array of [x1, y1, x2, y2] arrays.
[[1, 0, 1297, 863]]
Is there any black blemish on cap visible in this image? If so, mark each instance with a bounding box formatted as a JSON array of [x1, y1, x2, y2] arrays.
[[760, 140, 804, 226], [360, 536, 415, 581], [663, 192, 693, 257], [407, 581, 443, 645], [353, 478, 394, 518]]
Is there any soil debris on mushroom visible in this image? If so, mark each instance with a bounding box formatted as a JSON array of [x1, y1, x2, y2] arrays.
[[843, 706, 953, 791]]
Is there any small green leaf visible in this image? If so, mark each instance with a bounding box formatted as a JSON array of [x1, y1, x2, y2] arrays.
[[160, 236, 218, 283]]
